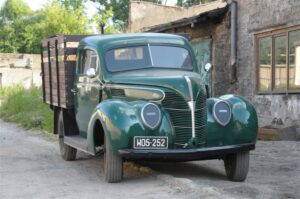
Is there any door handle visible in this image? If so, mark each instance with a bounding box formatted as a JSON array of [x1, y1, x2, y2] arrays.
[[71, 88, 78, 93]]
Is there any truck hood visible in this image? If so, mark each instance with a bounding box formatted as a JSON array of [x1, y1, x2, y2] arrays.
[[105, 69, 205, 101]]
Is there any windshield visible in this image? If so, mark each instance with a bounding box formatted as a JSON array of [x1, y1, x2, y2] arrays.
[[105, 45, 194, 72]]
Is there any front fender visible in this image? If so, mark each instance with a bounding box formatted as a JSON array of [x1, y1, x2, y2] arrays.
[[206, 94, 258, 147], [87, 100, 173, 153]]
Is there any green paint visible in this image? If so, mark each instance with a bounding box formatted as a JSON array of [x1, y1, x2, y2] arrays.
[[71, 33, 257, 155], [191, 38, 212, 94]]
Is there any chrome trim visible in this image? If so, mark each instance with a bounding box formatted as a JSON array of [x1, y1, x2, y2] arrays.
[[106, 84, 165, 102], [165, 107, 206, 111], [148, 43, 154, 65], [213, 100, 232, 127], [141, 103, 162, 130], [173, 124, 206, 129], [76, 82, 101, 88], [184, 76, 196, 138]]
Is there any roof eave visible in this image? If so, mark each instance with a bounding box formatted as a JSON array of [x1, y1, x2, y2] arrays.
[[143, 4, 229, 33]]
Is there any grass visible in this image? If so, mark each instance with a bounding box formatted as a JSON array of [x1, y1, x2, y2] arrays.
[[0, 86, 53, 132]]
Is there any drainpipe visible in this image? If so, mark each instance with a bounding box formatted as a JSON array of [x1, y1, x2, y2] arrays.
[[229, 0, 237, 83]]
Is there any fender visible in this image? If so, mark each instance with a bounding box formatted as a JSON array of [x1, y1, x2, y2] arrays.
[[206, 94, 258, 147], [86, 99, 173, 154]]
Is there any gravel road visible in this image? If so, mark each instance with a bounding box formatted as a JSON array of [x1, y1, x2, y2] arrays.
[[0, 120, 299, 199]]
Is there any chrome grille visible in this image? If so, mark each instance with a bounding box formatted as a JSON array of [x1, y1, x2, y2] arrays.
[[162, 91, 206, 147]]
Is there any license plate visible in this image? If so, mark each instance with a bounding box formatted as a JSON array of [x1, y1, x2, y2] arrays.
[[133, 136, 168, 149]]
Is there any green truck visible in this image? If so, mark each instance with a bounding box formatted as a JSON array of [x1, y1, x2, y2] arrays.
[[41, 33, 258, 183]]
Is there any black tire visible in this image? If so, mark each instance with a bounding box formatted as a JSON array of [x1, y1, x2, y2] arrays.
[[104, 136, 123, 183], [57, 111, 77, 161], [224, 151, 249, 182]]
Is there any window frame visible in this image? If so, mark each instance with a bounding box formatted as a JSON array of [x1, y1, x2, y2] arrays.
[[256, 25, 300, 94], [103, 43, 196, 73], [78, 48, 100, 77]]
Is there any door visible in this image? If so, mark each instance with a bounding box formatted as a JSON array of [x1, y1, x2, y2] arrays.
[[74, 48, 102, 138], [191, 38, 212, 95]]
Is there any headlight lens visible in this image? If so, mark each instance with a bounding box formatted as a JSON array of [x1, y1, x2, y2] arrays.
[[141, 103, 161, 130], [213, 100, 231, 126]]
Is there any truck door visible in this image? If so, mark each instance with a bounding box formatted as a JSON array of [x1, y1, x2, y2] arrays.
[[191, 38, 212, 96], [74, 48, 102, 138]]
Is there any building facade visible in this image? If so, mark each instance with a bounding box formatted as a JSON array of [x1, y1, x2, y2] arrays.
[[128, 0, 300, 132]]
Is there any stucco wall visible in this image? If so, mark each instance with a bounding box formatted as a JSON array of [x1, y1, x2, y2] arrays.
[[0, 53, 42, 88], [128, 0, 227, 32]]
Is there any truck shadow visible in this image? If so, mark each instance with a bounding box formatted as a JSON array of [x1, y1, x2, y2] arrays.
[[75, 151, 226, 182], [140, 161, 226, 181]]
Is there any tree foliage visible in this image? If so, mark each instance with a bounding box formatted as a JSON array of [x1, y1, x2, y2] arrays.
[[95, 0, 162, 26], [0, 0, 92, 54]]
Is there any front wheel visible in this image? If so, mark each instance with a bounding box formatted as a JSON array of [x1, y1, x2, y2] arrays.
[[104, 136, 123, 183], [57, 111, 77, 161], [224, 151, 249, 182]]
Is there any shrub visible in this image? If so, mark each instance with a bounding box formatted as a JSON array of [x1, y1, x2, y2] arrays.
[[0, 86, 53, 132]]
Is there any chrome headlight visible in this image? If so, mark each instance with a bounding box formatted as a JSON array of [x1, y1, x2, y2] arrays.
[[213, 100, 231, 126], [141, 103, 161, 130]]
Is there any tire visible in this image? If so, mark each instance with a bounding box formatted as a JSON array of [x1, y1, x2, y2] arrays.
[[224, 151, 249, 182], [57, 111, 77, 161], [104, 136, 123, 183]]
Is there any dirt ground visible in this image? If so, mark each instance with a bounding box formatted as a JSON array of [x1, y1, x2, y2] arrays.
[[0, 120, 299, 199]]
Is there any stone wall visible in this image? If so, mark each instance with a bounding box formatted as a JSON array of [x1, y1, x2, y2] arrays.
[[0, 53, 42, 88]]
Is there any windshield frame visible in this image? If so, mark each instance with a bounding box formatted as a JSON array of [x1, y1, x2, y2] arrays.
[[103, 43, 196, 73]]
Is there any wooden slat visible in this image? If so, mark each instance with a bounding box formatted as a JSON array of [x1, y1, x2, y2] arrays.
[[41, 34, 88, 108]]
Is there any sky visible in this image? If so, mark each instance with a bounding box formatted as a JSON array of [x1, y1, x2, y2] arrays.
[[0, 0, 178, 11]]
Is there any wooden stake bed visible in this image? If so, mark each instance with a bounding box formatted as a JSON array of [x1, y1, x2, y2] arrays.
[[41, 35, 87, 108]]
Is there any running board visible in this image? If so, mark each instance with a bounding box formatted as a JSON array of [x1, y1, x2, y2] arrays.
[[64, 135, 93, 155]]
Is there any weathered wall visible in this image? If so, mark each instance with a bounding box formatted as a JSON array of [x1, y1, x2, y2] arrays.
[[236, 0, 300, 128], [0, 53, 42, 88], [129, 0, 300, 128], [128, 0, 227, 32], [162, 13, 232, 96]]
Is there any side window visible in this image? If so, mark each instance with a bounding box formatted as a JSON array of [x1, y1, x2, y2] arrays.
[[79, 49, 99, 75]]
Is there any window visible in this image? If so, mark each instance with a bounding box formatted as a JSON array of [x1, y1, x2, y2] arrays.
[[105, 45, 193, 72], [79, 49, 99, 75], [257, 26, 300, 93]]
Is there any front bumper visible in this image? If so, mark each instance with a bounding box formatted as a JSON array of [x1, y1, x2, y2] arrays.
[[119, 143, 255, 161]]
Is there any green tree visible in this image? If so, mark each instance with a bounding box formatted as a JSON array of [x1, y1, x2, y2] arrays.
[[58, 0, 87, 10], [0, 0, 33, 53], [93, 7, 122, 34], [95, 0, 162, 26], [0, 0, 93, 54]]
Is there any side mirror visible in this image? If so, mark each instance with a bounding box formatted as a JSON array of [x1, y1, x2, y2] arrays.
[[204, 63, 212, 72], [86, 68, 96, 78]]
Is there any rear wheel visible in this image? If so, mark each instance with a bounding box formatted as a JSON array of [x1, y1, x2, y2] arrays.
[[224, 151, 249, 182], [104, 136, 123, 183], [57, 111, 77, 161]]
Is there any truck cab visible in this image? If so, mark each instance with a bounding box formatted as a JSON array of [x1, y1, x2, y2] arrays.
[[41, 33, 258, 183]]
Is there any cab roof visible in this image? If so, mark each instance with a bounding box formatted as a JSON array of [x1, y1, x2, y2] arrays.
[[79, 33, 189, 50]]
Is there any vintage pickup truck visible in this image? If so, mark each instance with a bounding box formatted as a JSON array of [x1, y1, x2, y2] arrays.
[[41, 33, 258, 183]]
